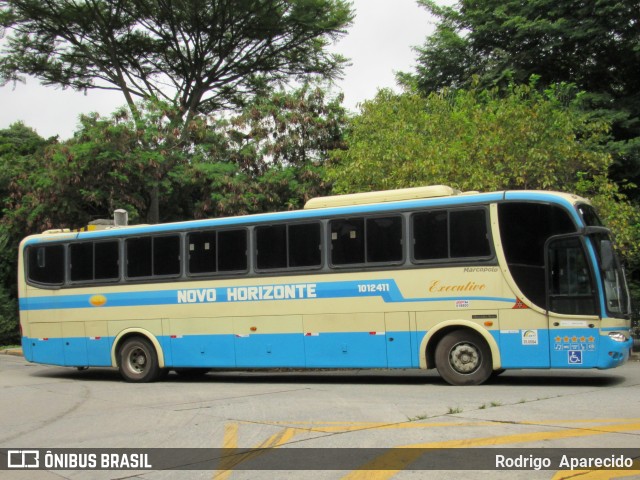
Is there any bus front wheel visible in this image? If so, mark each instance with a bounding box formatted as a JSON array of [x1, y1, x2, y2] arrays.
[[435, 330, 492, 386], [118, 337, 160, 383]]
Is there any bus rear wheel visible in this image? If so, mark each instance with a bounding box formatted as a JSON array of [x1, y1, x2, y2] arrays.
[[435, 330, 492, 386], [118, 337, 160, 383]]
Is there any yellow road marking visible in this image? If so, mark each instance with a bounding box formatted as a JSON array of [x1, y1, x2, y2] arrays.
[[213, 419, 640, 479], [342, 422, 640, 480], [213, 423, 239, 480], [214, 423, 304, 478]]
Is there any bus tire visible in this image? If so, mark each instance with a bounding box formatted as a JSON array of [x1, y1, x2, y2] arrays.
[[118, 337, 160, 383], [435, 330, 492, 386]]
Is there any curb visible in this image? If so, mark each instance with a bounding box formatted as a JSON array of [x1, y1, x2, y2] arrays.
[[0, 348, 23, 357]]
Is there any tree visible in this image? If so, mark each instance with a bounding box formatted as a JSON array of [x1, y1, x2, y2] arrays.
[[1, 0, 353, 124], [402, 0, 640, 197], [176, 82, 346, 217], [327, 84, 640, 264], [0, 0, 354, 222], [0, 123, 54, 344]]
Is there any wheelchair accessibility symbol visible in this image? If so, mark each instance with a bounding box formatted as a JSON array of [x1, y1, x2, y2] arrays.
[[568, 350, 583, 365]]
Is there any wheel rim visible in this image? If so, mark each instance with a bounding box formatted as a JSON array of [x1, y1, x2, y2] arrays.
[[448, 341, 481, 375], [126, 347, 148, 374]]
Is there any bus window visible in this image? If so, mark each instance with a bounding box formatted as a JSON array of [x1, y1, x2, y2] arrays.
[[218, 229, 247, 272], [188, 229, 247, 274], [188, 231, 217, 274], [450, 209, 490, 258], [330, 216, 402, 266], [70, 242, 94, 281], [256, 222, 322, 270], [412, 208, 490, 261], [331, 218, 365, 265], [28, 244, 65, 285], [154, 236, 180, 276], [498, 202, 576, 309], [256, 224, 287, 270], [126, 235, 180, 278], [70, 241, 119, 282], [413, 210, 447, 260], [366, 216, 402, 263], [288, 223, 321, 268], [94, 242, 119, 279], [126, 237, 152, 277]]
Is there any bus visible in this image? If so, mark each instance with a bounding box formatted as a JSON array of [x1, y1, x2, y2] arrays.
[[17, 185, 633, 385]]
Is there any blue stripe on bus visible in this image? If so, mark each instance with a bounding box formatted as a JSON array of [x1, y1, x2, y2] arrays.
[[19, 279, 516, 311], [24, 331, 419, 369]]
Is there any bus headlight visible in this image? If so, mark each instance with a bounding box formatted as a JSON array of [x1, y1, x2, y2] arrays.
[[607, 332, 627, 343]]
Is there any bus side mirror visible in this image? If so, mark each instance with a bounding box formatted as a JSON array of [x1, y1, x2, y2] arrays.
[[600, 239, 614, 271]]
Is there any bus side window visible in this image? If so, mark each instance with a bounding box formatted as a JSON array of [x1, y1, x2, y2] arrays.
[[413, 208, 490, 261], [94, 241, 119, 280], [70, 241, 119, 282], [28, 245, 65, 285], [413, 211, 448, 260], [256, 222, 322, 270], [288, 223, 321, 268], [188, 231, 217, 274], [366, 216, 403, 263], [256, 224, 287, 270], [126, 237, 152, 278], [126, 235, 180, 278], [218, 229, 247, 272], [330, 218, 365, 265], [153, 236, 180, 276], [70, 242, 94, 281], [450, 209, 490, 258]]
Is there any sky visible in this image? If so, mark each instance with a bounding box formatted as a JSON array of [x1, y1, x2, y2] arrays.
[[0, 0, 438, 140]]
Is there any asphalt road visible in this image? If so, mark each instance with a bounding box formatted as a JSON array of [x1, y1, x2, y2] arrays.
[[1, 352, 639, 480]]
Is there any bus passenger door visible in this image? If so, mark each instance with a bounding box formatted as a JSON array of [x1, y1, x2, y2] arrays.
[[546, 236, 600, 368]]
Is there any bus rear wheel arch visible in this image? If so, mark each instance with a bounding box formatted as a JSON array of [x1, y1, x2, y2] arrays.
[[117, 336, 161, 383], [434, 329, 493, 386]]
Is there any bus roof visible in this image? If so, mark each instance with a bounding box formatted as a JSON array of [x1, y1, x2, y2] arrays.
[[304, 185, 460, 209], [20, 187, 589, 246]]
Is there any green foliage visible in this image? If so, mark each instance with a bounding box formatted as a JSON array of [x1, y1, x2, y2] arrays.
[[0, 282, 18, 345], [0, 123, 54, 345], [328, 84, 640, 265], [404, 0, 640, 201], [1, 0, 353, 223]]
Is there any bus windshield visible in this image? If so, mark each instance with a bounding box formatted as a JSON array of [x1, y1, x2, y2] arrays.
[[577, 203, 631, 318], [592, 232, 631, 318]]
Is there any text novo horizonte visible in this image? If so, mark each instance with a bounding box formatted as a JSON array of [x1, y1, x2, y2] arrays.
[[227, 284, 317, 302], [177, 284, 319, 304]]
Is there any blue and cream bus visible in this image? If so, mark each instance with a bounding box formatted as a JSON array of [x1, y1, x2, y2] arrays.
[[18, 186, 633, 385]]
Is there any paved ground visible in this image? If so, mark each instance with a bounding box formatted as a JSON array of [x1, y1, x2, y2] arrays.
[[0, 351, 639, 480]]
